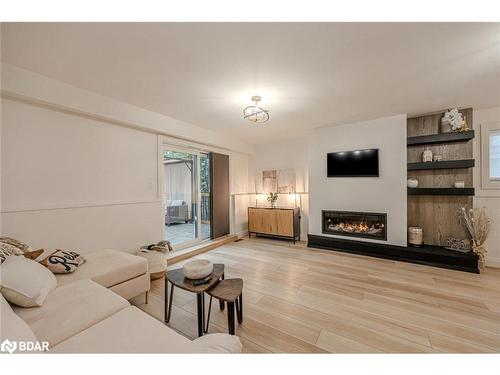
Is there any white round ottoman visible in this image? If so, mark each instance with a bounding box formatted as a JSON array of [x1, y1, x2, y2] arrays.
[[136, 249, 168, 280]]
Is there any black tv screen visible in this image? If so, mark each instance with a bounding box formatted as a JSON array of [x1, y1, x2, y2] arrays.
[[327, 148, 379, 177]]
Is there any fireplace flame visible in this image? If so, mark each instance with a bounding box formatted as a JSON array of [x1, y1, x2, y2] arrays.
[[328, 219, 383, 235]]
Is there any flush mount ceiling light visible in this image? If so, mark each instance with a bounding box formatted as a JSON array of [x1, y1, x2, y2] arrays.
[[243, 95, 269, 124]]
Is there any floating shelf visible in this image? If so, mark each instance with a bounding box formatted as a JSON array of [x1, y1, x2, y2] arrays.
[[407, 187, 475, 196], [407, 159, 475, 171], [407, 130, 474, 146]]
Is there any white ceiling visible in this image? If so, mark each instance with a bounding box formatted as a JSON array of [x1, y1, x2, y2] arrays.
[[1, 23, 500, 144]]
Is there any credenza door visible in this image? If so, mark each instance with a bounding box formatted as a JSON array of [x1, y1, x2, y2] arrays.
[[275, 209, 294, 237], [248, 208, 273, 235]]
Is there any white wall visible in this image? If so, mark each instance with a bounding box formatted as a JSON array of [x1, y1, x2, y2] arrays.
[[229, 152, 252, 238], [309, 114, 408, 247], [251, 138, 309, 240], [1, 65, 253, 253], [1, 97, 164, 253], [473, 106, 500, 267]]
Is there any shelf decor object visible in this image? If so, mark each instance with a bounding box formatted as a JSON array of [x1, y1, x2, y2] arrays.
[[458, 207, 491, 269], [422, 148, 433, 162], [408, 227, 423, 247], [444, 237, 471, 253], [443, 108, 466, 132], [407, 178, 419, 188]]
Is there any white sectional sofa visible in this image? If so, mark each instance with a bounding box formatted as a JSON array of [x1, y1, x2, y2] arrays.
[[1, 248, 242, 354], [4, 279, 241, 353]]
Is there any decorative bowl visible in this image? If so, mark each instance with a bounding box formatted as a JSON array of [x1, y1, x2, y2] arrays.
[[407, 178, 419, 188], [182, 259, 213, 280]]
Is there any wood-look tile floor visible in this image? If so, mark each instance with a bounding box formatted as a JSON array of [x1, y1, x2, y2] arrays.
[[132, 237, 500, 353]]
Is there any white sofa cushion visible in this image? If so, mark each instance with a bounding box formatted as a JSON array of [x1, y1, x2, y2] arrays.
[[55, 249, 147, 288], [0, 256, 57, 307], [192, 333, 243, 353], [13, 279, 129, 347], [0, 294, 38, 344], [51, 306, 241, 353]]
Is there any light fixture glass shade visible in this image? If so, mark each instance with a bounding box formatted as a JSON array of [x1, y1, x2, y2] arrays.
[[243, 96, 269, 123]]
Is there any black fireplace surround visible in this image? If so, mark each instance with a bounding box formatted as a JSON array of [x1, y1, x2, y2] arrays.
[[322, 210, 387, 241], [312, 210, 479, 273]]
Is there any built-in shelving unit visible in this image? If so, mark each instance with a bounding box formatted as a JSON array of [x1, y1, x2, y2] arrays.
[[407, 159, 475, 171], [407, 187, 475, 196], [406, 108, 478, 273], [407, 130, 475, 146]]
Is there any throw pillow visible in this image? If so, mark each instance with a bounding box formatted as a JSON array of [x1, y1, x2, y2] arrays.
[[0, 236, 32, 253], [0, 242, 23, 264], [40, 250, 87, 274], [0, 256, 57, 307]]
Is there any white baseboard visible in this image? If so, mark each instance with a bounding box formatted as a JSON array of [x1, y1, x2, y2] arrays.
[[235, 230, 249, 239], [486, 256, 500, 268]]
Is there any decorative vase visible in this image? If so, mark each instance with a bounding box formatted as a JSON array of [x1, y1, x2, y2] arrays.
[[440, 117, 451, 133], [422, 148, 433, 163], [407, 178, 419, 188], [408, 227, 423, 247], [270, 201, 277, 208]]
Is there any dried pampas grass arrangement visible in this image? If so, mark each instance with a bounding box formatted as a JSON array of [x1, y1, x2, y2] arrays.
[[458, 207, 491, 268]]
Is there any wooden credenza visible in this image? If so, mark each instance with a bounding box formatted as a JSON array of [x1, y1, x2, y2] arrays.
[[248, 207, 300, 243]]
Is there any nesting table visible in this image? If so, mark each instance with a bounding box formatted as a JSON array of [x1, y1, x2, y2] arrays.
[[164, 263, 225, 337]]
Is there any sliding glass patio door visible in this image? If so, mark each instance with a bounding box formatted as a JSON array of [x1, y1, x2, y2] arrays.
[[162, 145, 211, 250]]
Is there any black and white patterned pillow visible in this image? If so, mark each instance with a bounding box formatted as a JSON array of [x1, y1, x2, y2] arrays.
[[40, 250, 87, 274], [0, 243, 23, 264], [0, 237, 32, 254]]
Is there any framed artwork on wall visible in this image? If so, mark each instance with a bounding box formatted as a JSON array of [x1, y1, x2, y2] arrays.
[[277, 169, 296, 193], [262, 170, 277, 193]]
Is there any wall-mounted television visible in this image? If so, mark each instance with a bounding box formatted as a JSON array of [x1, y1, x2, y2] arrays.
[[327, 148, 379, 177]]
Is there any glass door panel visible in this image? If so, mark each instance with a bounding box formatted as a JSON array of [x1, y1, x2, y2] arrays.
[[163, 149, 198, 248]]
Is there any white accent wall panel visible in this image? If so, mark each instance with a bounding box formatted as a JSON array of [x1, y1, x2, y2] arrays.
[[308, 114, 407, 246]]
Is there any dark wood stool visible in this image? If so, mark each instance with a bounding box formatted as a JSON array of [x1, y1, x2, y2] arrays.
[[204, 278, 243, 335]]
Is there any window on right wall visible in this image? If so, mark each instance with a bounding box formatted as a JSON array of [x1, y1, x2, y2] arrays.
[[481, 123, 500, 189], [489, 129, 500, 180]]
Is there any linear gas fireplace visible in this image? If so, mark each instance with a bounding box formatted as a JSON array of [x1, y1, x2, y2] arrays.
[[322, 210, 387, 241]]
